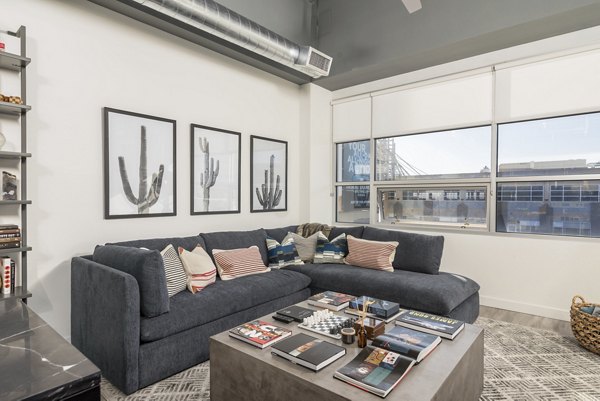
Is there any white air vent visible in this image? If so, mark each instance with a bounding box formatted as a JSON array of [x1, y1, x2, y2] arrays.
[[297, 47, 333, 77]]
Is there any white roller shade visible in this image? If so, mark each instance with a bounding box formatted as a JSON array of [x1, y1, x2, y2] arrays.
[[496, 50, 600, 122], [332, 97, 371, 142], [372, 73, 493, 137]]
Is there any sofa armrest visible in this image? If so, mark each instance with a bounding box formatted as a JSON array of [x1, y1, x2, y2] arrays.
[[71, 256, 140, 394]]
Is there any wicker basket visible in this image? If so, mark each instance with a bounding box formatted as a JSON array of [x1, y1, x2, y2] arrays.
[[570, 295, 600, 354]]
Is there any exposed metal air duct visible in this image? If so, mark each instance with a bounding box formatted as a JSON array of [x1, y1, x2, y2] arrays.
[[127, 0, 332, 78]]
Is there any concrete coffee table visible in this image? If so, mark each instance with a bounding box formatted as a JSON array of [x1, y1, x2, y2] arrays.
[[210, 301, 483, 401]]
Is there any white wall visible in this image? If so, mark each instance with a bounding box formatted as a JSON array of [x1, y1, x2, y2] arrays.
[[1, 0, 323, 338], [329, 26, 600, 322]]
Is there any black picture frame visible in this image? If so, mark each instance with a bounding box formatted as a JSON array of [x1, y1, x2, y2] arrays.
[[250, 135, 288, 213], [103, 107, 177, 219], [190, 124, 241, 215]]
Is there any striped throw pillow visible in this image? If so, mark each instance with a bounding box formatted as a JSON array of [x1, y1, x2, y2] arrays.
[[344, 235, 398, 272], [160, 244, 188, 297], [266, 236, 303, 268], [314, 232, 347, 263], [212, 246, 270, 280], [178, 245, 217, 293]]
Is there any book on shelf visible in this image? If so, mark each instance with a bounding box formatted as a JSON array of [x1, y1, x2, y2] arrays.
[[333, 346, 415, 398], [0, 232, 20, 239], [395, 309, 464, 340], [307, 291, 356, 311], [371, 326, 441, 363], [271, 332, 346, 371], [0, 224, 18, 230], [2, 257, 12, 295], [0, 237, 21, 243], [228, 320, 292, 349], [0, 240, 20, 249], [276, 305, 314, 322]]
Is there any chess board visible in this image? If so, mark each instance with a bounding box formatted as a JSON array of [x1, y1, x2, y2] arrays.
[[297, 313, 353, 340]]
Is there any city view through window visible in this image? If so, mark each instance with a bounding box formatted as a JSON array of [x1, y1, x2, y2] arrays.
[[335, 113, 600, 237]]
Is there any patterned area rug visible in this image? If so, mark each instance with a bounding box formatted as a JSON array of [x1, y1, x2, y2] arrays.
[[101, 317, 600, 400]]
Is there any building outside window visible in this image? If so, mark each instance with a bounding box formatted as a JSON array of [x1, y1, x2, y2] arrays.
[[497, 112, 600, 238], [335, 140, 371, 223]]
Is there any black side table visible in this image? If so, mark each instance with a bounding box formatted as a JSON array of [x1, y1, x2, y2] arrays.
[[0, 299, 101, 400]]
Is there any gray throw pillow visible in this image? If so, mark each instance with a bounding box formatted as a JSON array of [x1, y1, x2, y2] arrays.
[[284, 231, 319, 262]]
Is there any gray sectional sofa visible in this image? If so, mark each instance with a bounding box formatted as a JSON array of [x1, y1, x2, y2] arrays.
[[71, 224, 480, 395]]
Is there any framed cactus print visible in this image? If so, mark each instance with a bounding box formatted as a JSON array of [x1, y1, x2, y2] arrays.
[[103, 108, 176, 219], [191, 124, 241, 215], [250, 135, 287, 213]]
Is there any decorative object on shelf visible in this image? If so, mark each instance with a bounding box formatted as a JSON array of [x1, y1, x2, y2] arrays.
[[2, 171, 17, 200], [191, 124, 240, 215], [0, 131, 5, 149], [0, 42, 5, 52], [103, 107, 176, 219], [0, 94, 23, 104], [250, 135, 287, 212]]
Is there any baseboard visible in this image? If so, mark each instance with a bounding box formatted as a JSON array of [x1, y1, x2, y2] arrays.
[[480, 295, 570, 322]]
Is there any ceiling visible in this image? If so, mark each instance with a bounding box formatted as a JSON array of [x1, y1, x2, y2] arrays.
[[93, 0, 600, 91], [313, 0, 600, 91]]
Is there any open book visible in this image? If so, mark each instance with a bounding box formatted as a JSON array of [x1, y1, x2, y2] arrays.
[[371, 326, 441, 363], [334, 346, 415, 398]]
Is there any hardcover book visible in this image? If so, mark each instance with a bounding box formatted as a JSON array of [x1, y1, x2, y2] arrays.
[[371, 326, 441, 363], [395, 309, 464, 340], [271, 333, 346, 371], [228, 320, 292, 349], [276, 305, 315, 322], [307, 291, 356, 311], [348, 296, 400, 319], [334, 346, 415, 398]]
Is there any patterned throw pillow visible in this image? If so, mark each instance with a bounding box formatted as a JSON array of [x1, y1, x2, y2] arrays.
[[212, 246, 271, 280], [266, 236, 303, 268], [283, 231, 319, 262], [178, 245, 217, 293], [160, 244, 188, 297], [314, 232, 347, 264], [344, 235, 398, 272]]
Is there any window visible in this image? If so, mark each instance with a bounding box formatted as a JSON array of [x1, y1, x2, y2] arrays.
[[375, 126, 491, 181], [335, 140, 371, 224], [336, 140, 370, 182], [336, 186, 370, 223], [498, 112, 600, 177], [497, 113, 600, 238], [378, 186, 488, 228], [497, 181, 600, 237]]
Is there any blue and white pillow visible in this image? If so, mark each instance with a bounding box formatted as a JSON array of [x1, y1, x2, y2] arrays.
[[266, 236, 304, 268], [314, 232, 348, 264]]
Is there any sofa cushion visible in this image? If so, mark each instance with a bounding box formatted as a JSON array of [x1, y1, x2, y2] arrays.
[[266, 236, 303, 268], [160, 244, 188, 297], [285, 263, 479, 317], [93, 245, 169, 318], [284, 231, 319, 262], [329, 226, 364, 240], [139, 269, 311, 342], [344, 235, 397, 272], [178, 246, 217, 293], [213, 246, 270, 280], [313, 232, 347, 264], [264, 225, 299, 243], [109, 235, 206, 253], [361, 226, 444, 275], [201, 229, 269, 265]]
